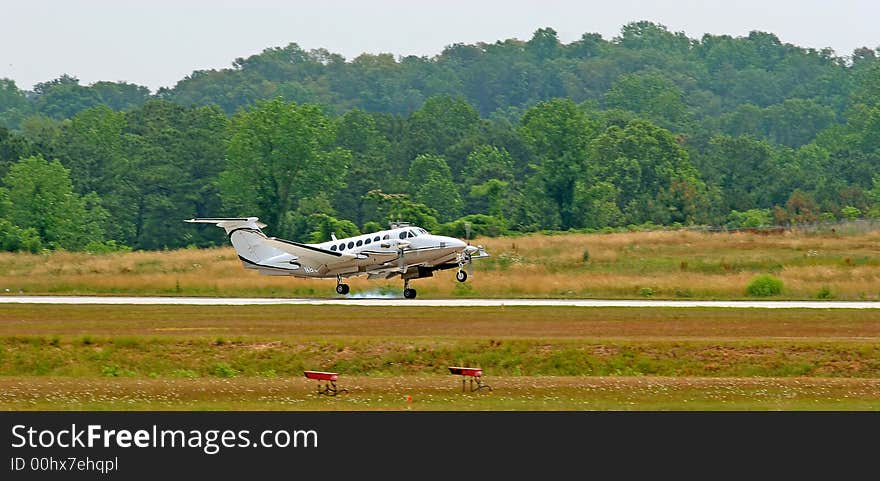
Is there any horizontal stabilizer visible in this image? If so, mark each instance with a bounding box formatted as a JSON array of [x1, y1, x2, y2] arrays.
[[185, 217, 267, 235]]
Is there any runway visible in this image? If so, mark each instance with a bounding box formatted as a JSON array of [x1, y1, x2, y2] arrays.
[[1, 296, 879, 308]]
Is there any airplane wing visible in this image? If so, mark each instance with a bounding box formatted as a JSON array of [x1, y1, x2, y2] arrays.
[[356, 249, 400, 263], [263, 237, 357, 263], [263, 239, 404, 265]]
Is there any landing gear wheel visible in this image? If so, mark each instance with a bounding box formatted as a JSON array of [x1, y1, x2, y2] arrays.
[[456, 270, 468, 283], [403, 288, 417, 299], [336, 283, 350, 295]]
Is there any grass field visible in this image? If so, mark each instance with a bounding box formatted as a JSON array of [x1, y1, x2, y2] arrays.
[[1, 305, 879, 410], [4, 376, 879, 410], [3, 228, 878, 410], [2, 228, 880, 300]]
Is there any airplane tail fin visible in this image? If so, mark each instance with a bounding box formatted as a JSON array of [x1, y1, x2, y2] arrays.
[[185, 217, 293, 273]]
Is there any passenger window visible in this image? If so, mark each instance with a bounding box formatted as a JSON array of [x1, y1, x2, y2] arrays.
[[374, 236, 380, 242], [399, 232, 407, 239], [339, 244, 345, 251], [348, 241, 354, 249], [356, 240, 363, 247], [330, 245, 337, 251], [364, 238, 371, 245], [383, 234, 390, 240]]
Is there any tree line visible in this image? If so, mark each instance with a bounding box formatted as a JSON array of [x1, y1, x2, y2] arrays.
[[0, 21, 879, 251]]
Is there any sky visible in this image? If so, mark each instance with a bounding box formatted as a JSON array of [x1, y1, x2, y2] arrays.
[[3, 0, 879, 93]]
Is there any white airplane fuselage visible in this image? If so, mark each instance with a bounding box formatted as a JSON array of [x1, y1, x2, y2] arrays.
[[290, 226, 467, 278]]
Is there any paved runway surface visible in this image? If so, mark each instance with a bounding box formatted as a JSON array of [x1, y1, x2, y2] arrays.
[[1, 296, 878, 308]]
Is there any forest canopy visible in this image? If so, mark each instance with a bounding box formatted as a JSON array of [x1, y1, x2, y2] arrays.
[[1, 21, 879, 251]]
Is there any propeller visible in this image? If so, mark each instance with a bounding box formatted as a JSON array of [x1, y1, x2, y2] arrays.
[[461, 222, 482, 275], [461, 244, 485, 276], [460, 245, 474, 275], [397, 240, 411, 274]]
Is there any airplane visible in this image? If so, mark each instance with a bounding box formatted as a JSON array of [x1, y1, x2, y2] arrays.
[[185, 217, 489, 299]]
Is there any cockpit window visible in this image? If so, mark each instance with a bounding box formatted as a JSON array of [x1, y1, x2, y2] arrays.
[[407, 230, 416, 238], [418, 228, 427, 234], [383, 234, 390, 240]]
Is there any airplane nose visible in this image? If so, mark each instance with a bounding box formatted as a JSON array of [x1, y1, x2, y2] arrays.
[[447, 237, 467, 249]]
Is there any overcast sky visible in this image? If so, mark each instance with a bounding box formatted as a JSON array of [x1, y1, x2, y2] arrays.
[[3, 0, 878, 93]]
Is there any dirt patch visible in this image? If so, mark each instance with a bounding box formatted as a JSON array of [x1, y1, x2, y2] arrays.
[[248, 341, 283, 351]]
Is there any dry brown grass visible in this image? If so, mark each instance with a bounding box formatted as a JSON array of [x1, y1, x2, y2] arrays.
[[475, 229, 880, 299], [2, 229, 879, 299]]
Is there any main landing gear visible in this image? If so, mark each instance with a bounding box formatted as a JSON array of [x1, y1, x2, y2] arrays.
[[456, 270, 467, 282], [403, 279, 417, 299], [335, 276, 350, 295]]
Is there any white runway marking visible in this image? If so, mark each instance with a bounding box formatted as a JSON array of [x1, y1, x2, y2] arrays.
[[1, 296, 878, 308]]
